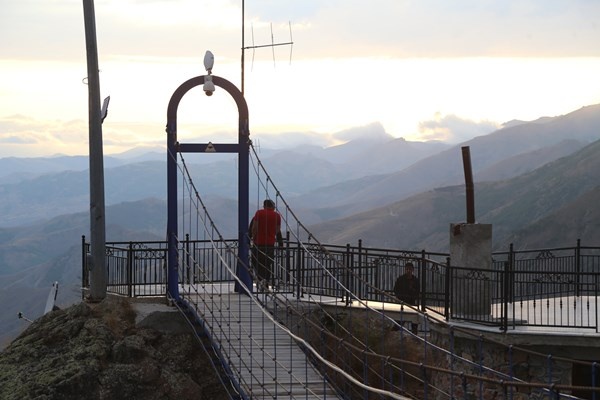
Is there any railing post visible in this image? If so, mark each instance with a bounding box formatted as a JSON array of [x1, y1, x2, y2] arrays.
[[576, 238, 581, 297], [509, 243, 515, 330], [508, 243, 514, 303], [501, 260, 509, 332], [81, 235, 87, 299], [295, 238, 303, 298], [185, 233, 191, 285], [284, 231, 291, 286], [594, 272, 600, 332], [127, 242, 133, 297], [420, 250, 426, 312], [372, 258, 381, 302], [345, 243, 352, 305], [444, 257, 451, 320], [357, 239, 363, 299]]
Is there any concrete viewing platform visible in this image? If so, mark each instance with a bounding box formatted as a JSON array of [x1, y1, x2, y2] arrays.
[[112, 282, 600, 338]]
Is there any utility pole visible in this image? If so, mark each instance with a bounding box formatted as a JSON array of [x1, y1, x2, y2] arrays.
[[82, 0, 106, 301]]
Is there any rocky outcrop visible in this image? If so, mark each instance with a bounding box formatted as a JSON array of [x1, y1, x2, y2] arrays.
[[0, 297, 228, 400]]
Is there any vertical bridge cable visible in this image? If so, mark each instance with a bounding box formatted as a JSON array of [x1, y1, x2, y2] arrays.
[[175, 150, 416, 399], [246, 144, 568, 398]]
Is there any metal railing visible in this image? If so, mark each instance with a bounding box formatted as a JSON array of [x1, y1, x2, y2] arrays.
[[83, 237, 600, 331], [81, 235, 237, 297]]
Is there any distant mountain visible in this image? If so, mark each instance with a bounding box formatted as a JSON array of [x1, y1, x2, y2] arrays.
[[500, 115, 557, 129], [266, 123, 451, 176], [319, 122, 396, 163], [291, 104, 600, 219], [0, 147, 169, 182], [108, 145, 165, 160], [475, 139, 586, 182], [0, 126, 448, 227], [0, 198, 167, 348], [503, 186, 600, 250], [0, 198, 166, 275], [476, 137, 600, 246], [339, 137, 451, 177], [0, 155, 126, 180], [308, 137, 600, 252]]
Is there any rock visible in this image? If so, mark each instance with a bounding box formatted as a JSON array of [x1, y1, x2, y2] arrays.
[[0, 297, 228, 400]]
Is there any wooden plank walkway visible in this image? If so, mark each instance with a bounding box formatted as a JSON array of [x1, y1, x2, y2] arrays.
[[183, 287, 342, 400]]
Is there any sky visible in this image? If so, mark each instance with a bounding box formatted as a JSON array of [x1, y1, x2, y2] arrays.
[[1, 0, 600, 158]]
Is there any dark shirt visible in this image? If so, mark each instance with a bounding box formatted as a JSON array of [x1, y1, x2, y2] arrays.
[[393, 273, 420, 305]]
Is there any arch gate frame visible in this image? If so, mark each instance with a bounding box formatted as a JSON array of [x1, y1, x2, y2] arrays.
[[165, 75, 252, 300]]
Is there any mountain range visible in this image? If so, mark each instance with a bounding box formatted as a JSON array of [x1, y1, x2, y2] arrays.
[[289, 105, 600, 220], [2, 104, 600, 348], [309, 136, 600, 251]]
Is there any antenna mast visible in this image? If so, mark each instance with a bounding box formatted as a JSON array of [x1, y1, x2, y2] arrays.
[[241, 0, 293, 96], [241, 0, 245, 94]]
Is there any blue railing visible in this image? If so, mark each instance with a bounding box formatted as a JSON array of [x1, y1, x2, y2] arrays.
[[82, 237, 600, 331]]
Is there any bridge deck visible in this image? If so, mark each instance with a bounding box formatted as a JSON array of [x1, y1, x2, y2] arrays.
[[182, 285, 342, 400]]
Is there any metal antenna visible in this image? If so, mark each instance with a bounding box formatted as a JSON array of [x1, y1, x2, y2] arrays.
[[241, 0, 293, 95], [288, 21, 293, 65], [251, 23, 256, 71], [270, 23, 275, 67]]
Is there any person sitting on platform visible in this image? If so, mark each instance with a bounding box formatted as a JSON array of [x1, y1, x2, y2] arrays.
[[393, 262, 420, 305], [393, 262, 420, 334]]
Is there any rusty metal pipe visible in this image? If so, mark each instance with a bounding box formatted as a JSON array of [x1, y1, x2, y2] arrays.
[[461, 146, 475, 223]]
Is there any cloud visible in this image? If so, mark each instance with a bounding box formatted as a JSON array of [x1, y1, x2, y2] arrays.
[[2, 1, 599, 63], [233, 0, 321, 22], [0, 135, 36, 144], [0, 115, 90, 157], [294, 0, 600, 59], [251, 130, 333, 149], [418, 113, 499, 143], [332, 122, 392, 142]]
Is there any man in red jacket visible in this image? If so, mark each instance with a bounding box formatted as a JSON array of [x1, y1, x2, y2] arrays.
[[250, 199, 283, 290]]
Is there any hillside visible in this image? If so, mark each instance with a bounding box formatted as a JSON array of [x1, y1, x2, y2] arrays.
[[0, 198, 168, 348], [309, 137, 600, 252], [503, 186, 600, 249], [475, 139, 585, 182]]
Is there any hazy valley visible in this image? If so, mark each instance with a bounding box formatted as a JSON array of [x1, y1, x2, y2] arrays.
[[2, 104, 600, 347]]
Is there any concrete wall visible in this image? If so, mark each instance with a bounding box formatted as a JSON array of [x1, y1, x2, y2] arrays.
[[429, 327, 573, 400], [449, 223, 493, 317]]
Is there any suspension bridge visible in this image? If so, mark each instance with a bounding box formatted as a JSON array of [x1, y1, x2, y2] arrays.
[[82, 72, 600, 399]]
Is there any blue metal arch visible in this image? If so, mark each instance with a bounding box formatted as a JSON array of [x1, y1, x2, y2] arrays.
[[165, 75, 252, 300]]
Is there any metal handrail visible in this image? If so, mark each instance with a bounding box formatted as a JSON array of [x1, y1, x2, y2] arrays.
[[82, 237, 600, 331]]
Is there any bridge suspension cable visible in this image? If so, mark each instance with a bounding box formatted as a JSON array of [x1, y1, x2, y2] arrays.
[[166, 144, 597, 399]]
